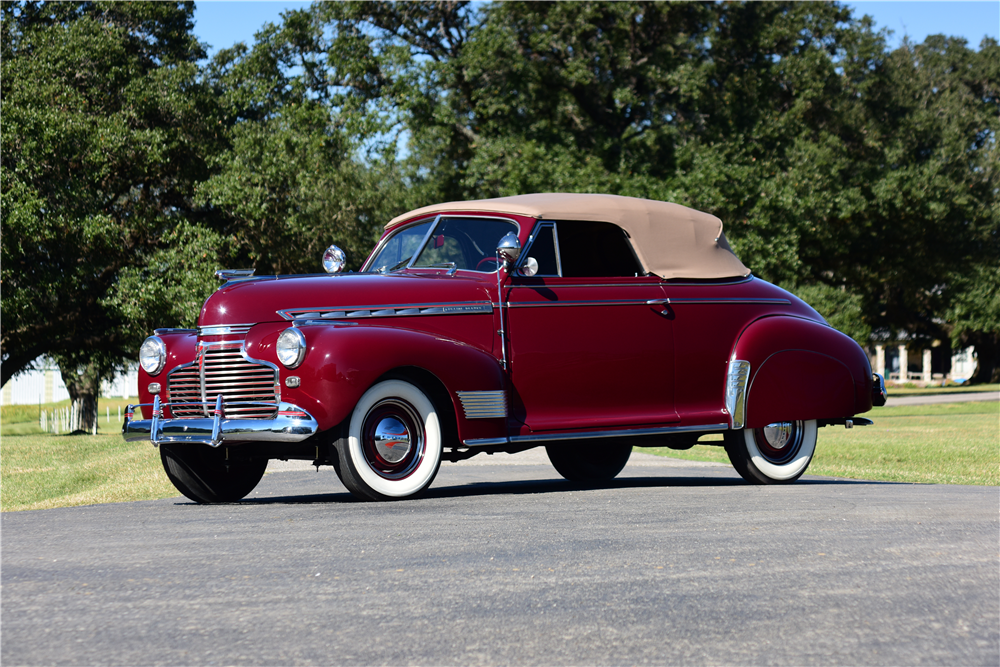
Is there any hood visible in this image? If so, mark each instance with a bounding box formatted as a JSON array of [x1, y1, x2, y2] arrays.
[[198, 272, 494, 327]]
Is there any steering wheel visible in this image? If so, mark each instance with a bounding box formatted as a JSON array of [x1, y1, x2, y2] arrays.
[[476, 256, 500, 272]]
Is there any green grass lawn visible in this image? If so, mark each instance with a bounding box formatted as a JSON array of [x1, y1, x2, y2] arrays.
[[1, 432, 178, 512], [1, 397, 140, 437], [2, 400, 997, 512], [641, 401, 1000, 486]]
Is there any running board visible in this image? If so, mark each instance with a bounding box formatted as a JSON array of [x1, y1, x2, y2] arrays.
[[463, 423, 729, 448]]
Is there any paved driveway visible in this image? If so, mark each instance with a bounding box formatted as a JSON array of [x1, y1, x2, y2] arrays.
[[3, 451, 997, 666], [885, 390, 999, 406]]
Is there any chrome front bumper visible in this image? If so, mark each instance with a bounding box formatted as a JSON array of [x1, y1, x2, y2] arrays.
[[122, 395, 319, 448]]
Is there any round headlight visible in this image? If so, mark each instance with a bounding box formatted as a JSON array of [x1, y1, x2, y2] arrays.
[[323, 245, 346, 274], [139, 336, 166, 376], [276, 328, 307, 368]]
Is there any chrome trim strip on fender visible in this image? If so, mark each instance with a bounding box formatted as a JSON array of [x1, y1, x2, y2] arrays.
[[667, 298, 790, 305], [462, 423, 729, 447], [456, 391, 508, 419], [503, 299, 663, 309], [496, 297, 788, 309], [277, 302, 493, 321], [725, 360, 751, 429]]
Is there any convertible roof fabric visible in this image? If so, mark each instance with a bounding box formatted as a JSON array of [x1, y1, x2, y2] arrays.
[[386, 193, 750, 280]]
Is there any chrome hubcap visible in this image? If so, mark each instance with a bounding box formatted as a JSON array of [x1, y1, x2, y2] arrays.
[[754, 420, 804, 465], [373, 417, 411, 463], [762, 422, 794, 450], [361, 400, 425, 480]]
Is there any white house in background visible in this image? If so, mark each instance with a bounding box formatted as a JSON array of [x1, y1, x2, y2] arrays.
[[0, 358, 139, 406], [872, 343, 978, 384]]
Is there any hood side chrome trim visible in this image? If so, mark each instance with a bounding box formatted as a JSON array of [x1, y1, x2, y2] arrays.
[[277, 301, 493, 321]]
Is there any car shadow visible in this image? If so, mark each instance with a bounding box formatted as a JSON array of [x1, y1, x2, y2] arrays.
[[175, 471, 886, 506]]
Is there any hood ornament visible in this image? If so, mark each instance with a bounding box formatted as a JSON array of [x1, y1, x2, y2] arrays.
[[215, 269, 255, 282]]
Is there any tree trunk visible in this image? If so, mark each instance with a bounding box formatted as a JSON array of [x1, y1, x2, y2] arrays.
[[967, 332, 1000, 385], [59, 360, 102, 434]]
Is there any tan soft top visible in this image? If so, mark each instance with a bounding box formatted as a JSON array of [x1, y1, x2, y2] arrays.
[[387, 193, 750, 280]]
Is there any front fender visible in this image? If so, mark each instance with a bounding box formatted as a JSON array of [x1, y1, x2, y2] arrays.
[[267, 323, 507, 441], [731, 316, 873, 428]]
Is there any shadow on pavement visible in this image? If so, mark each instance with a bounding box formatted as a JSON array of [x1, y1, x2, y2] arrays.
[[171, 471, 883, 507]]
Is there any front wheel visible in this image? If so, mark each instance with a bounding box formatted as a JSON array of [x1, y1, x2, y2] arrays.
[[160, 443, 267, 503], [546, 442, 633, 483], [337, 380, 443, 501], [724, 419, 818, 484]]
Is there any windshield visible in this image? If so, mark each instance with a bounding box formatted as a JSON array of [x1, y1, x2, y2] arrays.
[[412, 217, 517, 273], [366, 220, 433, 272], [367, 217, 518, 273]]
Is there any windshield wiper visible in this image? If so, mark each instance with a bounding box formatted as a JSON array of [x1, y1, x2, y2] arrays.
[[388, 257, 412, 272], [424, 262, 457, 274]]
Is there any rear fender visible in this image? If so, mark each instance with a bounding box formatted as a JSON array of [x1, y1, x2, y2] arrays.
[[268, 324, 507, 443], [731, 316, 873, 428]]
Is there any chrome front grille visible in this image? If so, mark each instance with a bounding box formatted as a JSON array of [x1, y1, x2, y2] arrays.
[[168, 365, 203, 417], [167, 343, 279, 419]]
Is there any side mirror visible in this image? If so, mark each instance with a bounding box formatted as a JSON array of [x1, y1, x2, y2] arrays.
[[519, 257, 539, 277], [497, 232, 521, 267], [322, 245, 347, 273]]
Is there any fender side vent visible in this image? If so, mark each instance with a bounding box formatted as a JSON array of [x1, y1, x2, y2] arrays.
[[456, 391, 507, 419]]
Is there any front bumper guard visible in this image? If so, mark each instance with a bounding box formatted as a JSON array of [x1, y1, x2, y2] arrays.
[[122, 395, 319, 448]]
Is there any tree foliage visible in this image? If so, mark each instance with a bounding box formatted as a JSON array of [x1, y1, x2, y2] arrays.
[[2, 0, 997, 390], [1, 1, 224, 418]]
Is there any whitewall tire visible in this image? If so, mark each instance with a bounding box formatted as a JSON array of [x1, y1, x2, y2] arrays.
[[338, 380, 443, 501], [724, 419, 818, 484]]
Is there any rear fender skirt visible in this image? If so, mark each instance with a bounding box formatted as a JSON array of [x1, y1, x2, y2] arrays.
[[731, 316, 874, 428]]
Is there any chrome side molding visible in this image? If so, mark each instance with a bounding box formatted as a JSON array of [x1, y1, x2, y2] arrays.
[[462, 422, 729, 447]]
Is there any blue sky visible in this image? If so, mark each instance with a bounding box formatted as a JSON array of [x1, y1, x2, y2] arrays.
[[191, 1, 1000, 59]]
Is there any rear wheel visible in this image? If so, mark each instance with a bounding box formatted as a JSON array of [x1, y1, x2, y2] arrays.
[[546, 442, 633, 483], [724, 419, 818, 484], [336, 380, 443, 501], [160, 444, 267, 503]]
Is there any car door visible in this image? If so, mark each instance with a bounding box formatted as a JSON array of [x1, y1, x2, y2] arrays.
[[505, 220, 678, 434]]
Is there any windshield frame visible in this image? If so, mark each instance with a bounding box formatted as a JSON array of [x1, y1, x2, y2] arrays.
[[363, 214, 521, 274]]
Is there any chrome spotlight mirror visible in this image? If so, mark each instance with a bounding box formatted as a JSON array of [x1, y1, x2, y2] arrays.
[[497, 232, 521, 267], [519, 257, 539, 277], [322, 245, 346, 274]]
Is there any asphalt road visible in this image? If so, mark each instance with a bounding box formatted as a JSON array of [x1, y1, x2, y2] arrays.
[[3, 451, 998, 666], [884, 390, 999, 406]]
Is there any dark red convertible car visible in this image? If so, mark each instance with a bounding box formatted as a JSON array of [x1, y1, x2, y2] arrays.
[[124, 194, 886, 502]]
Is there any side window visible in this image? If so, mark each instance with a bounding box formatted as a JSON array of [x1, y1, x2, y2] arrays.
[[520, 224, 561, 277], [556, 221, 644, 278]]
